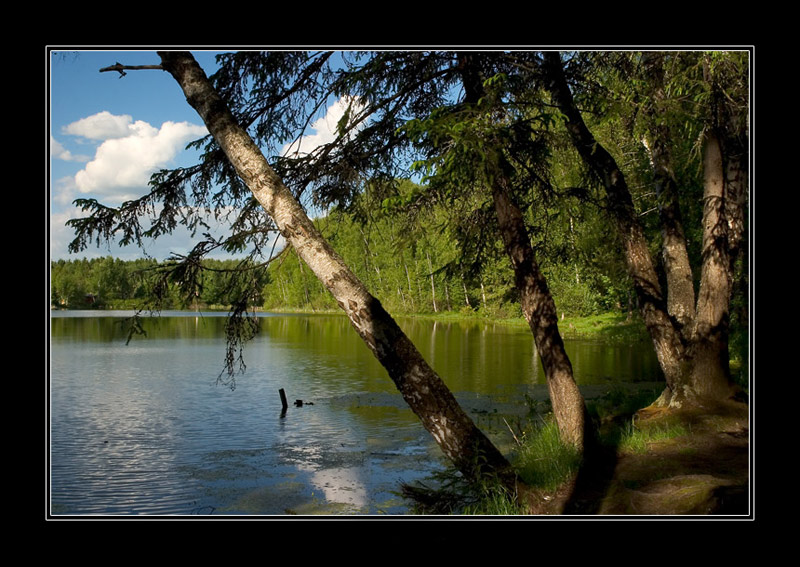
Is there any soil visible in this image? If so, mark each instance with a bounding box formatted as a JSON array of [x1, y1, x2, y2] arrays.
[[523, 399, 751, 516]]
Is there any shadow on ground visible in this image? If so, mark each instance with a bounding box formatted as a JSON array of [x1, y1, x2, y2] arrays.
[[541, 399, 750, 516]]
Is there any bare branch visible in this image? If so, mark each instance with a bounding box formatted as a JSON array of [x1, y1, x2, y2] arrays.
[[99, 62, 164, 78]]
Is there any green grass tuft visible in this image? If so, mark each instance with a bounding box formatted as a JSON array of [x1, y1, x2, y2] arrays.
[[513, 419, 583, 491], [618, 419, 691, 454]]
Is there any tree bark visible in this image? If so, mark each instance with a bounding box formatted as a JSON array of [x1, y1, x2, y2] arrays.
[[721, 128, 748, 291], [724, 143, 747, 266], [685, 132, 735, 400], [491, 174, 588, 449], [158, 51, 515, 485], [457, 53, 588, 450], [640, 52, 696, 333], [542, 52, 742, 408], [542, 52, 687, 396]]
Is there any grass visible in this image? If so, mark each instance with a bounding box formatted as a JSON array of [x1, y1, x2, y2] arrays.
[[513, 419, 583, 491], [402, 416, 584, 515], [459, 409, 692, 514], [461, 486, 529, 515], [559, 313, 650, 342], [459, 419, 584, 515], [400, 468, 521, 515], [405, 386, 698, 515], [616, 419, 691, 454]]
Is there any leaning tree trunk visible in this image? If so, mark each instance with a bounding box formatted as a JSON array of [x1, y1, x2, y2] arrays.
[[541, 52, 686, 395], [157, 51, 515, 486], [458, 53, 588, 450], [492, 174, 589, 450]]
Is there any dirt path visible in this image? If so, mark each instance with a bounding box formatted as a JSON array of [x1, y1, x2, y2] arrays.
[[529, 400, 750, 516]]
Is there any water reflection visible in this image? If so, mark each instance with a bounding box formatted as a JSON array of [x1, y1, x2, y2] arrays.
[[50, 311, 663, 516]]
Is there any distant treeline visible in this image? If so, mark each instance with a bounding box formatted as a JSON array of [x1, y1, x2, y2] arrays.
[[50, 256, 269, 311], [51, 206, 635, 318]]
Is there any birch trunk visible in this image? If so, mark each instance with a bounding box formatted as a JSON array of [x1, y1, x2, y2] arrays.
[[426, 251, 438, 313], [462, 275, 472, 309], [158, 51, 514, 484]]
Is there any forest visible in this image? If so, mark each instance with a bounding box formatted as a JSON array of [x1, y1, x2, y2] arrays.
[[57, 50, 751, 515], [51, 180, 635, 319]]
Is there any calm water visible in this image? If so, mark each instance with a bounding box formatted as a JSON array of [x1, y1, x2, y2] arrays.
[[49, 311, 663, 516]]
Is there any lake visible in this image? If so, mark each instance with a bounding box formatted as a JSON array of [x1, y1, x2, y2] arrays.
[[49, 310, 663, 516]]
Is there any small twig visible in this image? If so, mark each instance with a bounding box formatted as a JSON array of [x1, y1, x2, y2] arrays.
[[99, 62, 163, 78], [503, 418, 522, 447]]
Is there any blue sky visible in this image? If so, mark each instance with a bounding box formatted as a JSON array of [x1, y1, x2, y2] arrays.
[[49, 49, 354, 262]]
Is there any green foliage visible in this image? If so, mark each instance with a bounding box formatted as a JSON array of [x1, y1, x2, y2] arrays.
[[542, 264, 602, 316], [261, 186, 634, 320], [51, 256, 159, 310], [261, 247, 336, 311]]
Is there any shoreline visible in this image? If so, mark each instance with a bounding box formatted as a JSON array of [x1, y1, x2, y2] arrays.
[[54, 305, 651, 342]]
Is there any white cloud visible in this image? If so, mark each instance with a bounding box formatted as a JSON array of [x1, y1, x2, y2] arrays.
[[67, 112, 207, 201], [49, 203, 195, 261], [49, 209, 78, 259], [50, 135, 89, 163], [62, 110, 137, 140], [52, 175, 79, 207], [281, 96, 365, 158]]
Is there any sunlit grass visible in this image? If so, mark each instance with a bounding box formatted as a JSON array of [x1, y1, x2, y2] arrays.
[[513, 419, 583, 491], [559, 313, 649, 342], [618, 419, 691, 454], [461, 419, 583, 515]]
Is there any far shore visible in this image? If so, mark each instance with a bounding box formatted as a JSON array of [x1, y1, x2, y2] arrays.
[[54, 305, 651, 343]]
